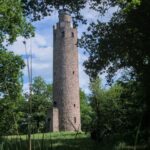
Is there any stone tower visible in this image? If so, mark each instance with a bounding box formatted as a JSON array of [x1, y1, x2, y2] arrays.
[[47, 10, 81, 131]]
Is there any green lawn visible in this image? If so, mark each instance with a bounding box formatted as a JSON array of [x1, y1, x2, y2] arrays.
[[0, 132, 148, 150]]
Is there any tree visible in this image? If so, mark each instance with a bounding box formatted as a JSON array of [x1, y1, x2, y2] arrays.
[[89, 77, 144, 145], [30, 76, 52, 133], [89, 77, 108, 141], [118, 81, 145, 144], [22, 0, 87, 26], [0, 49, 25, 135], [18, 77, 52, 134], [80, 89, 92, 132], [0, 0, 34, 47], [79, 0, 150, 142], [0, 49, 25, 102]]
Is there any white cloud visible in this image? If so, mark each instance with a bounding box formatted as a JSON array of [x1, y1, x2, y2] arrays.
[[79, 64, 90, 94], [8, 31, 90, 94], [78, 48, 90, 94], [7, 33, 53, 89], [23, 82, 30, 93], [34, 34, 47, 46], [7, 5, 116, 94]]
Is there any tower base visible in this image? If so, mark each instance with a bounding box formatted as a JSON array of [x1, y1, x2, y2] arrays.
[[46, 108, 59, 132]]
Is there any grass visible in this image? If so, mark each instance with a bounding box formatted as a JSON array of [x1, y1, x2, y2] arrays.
[[0, 132, 148, 150], [1, 132, 102, 150]]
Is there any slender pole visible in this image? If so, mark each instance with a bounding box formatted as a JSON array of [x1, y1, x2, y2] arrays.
[[29, 38, 33, 150], [23, 40, 32, 150], [28, 83, 32, 150]]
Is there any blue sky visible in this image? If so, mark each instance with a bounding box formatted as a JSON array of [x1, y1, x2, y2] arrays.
[[7, 6, 116, 94]]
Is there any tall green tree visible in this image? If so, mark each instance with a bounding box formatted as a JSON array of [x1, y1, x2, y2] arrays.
[[89, 77, 108, 141], [89, 77, 144, 145], [80, 0, 150, 142], [18, 77, 52, 134], [0, 49, 25, 103], [0, 0, 34, 47], [0, 49, 25, 135], [31, 76, 52, 133], [80, 89, 92, 132]]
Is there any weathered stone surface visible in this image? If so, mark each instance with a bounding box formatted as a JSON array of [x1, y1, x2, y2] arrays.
[[46, 108, 59, 132], [49, 10, 81, 132]]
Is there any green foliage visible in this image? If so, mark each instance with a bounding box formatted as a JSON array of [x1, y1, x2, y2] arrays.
[[80, 0, 150, 86], [118, 81, 145, 143], [0, 0, 34, 47], [89, 77, 146, 145], [16, 77, 52, 133], [1, 132, 147, 150], [88, 0, 141, 14], [0, 49, 25, 99], [22, 0, 87, 26], [0, 49, 25, 135], [0, 132, 126, 150], [31, 76, 52, 133], [19, 76, 53, 134], [89, 77, 112, 141], [79, 0, 150, 143], [0, 0, 92, 48], [80, 89, 92, 131]]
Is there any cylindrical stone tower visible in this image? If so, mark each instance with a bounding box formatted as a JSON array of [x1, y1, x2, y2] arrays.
[[53, 10, 81, 131]]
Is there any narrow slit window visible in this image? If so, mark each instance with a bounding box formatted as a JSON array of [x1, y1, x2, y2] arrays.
[[62, 31, 65, 37], [74, 117, 76, 123], [73, 71, 75, 74], [72, 32, 74, 37], [53, 101, 57, 107], [74, 104, 76, 107]]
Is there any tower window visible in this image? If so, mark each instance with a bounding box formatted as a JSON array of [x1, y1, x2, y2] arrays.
[[48, 118, 51, 122], [74, 117, 76, 123], [53, 101, 57, 107], [73, 71, 75, 74], [74, 104, 76, 107], [62, 31, 65, 37], [72, 32, 74, 37]]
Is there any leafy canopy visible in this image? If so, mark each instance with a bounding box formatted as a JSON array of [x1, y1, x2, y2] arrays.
[[0, 49, 25, 135], [0, 0, 34, 47]]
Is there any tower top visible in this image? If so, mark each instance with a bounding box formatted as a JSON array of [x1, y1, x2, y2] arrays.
[[59, 9, 71, 22]]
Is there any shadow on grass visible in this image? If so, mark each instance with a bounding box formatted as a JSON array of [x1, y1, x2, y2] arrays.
[[1, 135, 148, 150], [1, 136, 116, 150]]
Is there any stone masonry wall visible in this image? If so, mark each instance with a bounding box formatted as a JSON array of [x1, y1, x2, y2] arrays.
[[53, 11, 81, 131]]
